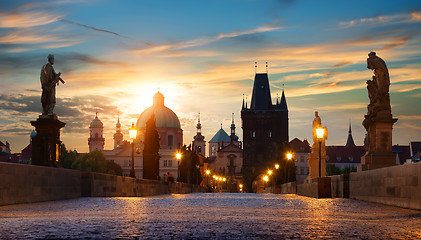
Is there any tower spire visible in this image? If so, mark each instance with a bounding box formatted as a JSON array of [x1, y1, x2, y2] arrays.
[[242, 94, 245, 110], [266, 62, 268, 73], [196, 112, 202, 134], [255, 62, 257, 74], [230, 113, 238, 143], [346, 120, 356, 146]]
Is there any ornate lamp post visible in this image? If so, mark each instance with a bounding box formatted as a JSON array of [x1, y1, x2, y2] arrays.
[[176, 152, 182, 181], [129, 123, 137, 178], [316, 128, 325, 178]]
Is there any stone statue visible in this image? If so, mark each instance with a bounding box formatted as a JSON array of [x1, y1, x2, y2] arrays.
[[307, 111, 328, 179], [364, 51, 391, 127], [40, 54, 64, 116], [312, 111, 328, 143], [360, 52, 397, 171]]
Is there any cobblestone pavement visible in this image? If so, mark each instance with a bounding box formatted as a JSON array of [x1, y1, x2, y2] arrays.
[[0, 193, 420, 239]]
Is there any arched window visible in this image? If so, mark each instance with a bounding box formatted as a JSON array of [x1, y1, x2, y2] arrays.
[[168, 135, 173, 147]]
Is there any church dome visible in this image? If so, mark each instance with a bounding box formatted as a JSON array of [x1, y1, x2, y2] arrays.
[[90, 114, 103, 128], [136, 91, 181, 129], [30, 130, 36, 138]]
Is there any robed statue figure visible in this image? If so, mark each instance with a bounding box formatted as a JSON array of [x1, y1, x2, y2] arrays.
[[40, 54, 64, 115]]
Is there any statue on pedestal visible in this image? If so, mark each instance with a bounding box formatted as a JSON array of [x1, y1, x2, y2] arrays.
[[360, 52, 397, 171], [40, 54, 65, 116], [31, 54, 66, 167], [307, 111, 328, 179]]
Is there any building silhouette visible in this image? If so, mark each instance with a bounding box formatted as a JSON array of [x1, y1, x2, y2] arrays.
[[192, 113, 206, 156], [241, 72, 289, 192]]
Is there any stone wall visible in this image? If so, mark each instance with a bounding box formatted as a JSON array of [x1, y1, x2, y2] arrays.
[[81, 172, 205, 197], [296, 177, 331, 198], [279, 182, 297, 194], [0, 162, 81, 205], [349, 162, 421, 210], [0, 162, 206, 206], [330, 174, 349, 198]]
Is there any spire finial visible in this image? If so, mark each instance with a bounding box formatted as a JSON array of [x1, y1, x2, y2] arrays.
[[96, 112, 98, 118], [232, 112, 234, 124], [198, 112, 201, 124], [255, 61, 257, 74], [117, 111, 120, 121], [220, 123, 222, 129], [349, 119, 352, 133], [266, 62, 268, 73], [282, 83, 285, 91]]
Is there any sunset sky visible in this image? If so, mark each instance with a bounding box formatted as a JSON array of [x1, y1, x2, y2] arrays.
[[0, 0, 420, 153]]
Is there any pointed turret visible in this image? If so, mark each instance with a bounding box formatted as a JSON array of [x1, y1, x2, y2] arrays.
[[346, 121, 356, 146], [279, 89, 288, 110], [250, 73, 272, 111]]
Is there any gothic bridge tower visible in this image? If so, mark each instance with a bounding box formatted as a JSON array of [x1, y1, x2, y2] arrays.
[[241, 72, 289, 192]]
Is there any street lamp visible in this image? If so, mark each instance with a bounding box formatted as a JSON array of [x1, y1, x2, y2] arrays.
[[268, 170, 272, 175], [129, 122, 137, 178], [286, 152, 293, 182], [205, 170, 210, 188], [176, 151, 182, 181], [275, 164, 279, 170], [316, 128, 325, 178]]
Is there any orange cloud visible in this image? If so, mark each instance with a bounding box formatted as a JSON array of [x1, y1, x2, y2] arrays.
[[338, 11, 421, 28], [0, 11, 60, 28]]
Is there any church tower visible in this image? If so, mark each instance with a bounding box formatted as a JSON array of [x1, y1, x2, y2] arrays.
[[88, 112, 105, 151], [346, 121, 356, 147], [230, 113, 239, 143], [192, 113, 206, 155], [241, 71, 289, 191], [113, 113, 124, 149]]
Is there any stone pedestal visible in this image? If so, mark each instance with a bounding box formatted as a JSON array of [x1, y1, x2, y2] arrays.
[[359, 114, 397, 171], [31, 115, 66, 167], [307, 142, 326, 179]]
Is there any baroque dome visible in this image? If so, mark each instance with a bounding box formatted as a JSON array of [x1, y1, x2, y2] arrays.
[[90, 114, 103, 128], [136, 91, 181, 129]]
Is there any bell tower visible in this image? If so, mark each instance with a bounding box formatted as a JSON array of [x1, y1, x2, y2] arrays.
[[88, 112, 105, 151], [192, 112, 206, 155], [113, 112, 124, 149]]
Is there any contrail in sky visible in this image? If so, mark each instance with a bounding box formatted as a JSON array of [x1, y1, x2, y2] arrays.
[[59, 18, 178, 54]]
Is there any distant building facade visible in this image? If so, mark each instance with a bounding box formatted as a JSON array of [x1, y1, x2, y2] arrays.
[[207, 114, 243, 190], [289, 138, 311, 181], [325, 123, 365, 170], [103, 91, 182, 179], [0, 141, 11, 154], [393, 141, 421, 164]]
